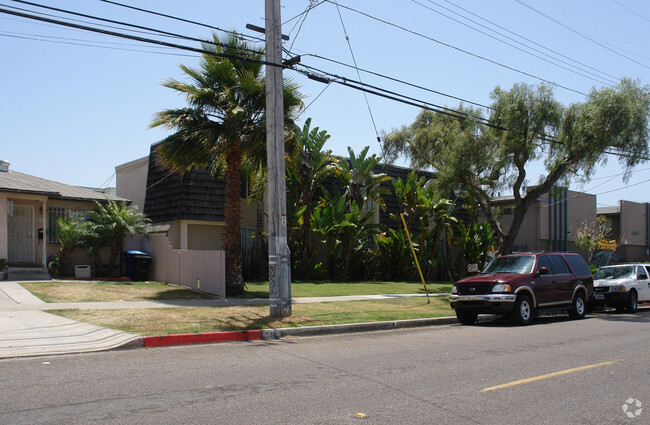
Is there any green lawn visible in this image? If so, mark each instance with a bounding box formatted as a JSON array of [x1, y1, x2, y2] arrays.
[[20, 281, 214, 303], [21, 280, 453, 303], [51, 296, 454, 335], [241, 281, 453, 298]]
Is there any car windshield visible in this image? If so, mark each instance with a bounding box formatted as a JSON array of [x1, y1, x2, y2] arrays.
[[594, 266, 635, 280], [482, 256, 535, 274]]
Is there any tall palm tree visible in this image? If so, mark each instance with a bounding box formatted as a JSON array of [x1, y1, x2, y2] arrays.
[[151, 32, 302, 295]]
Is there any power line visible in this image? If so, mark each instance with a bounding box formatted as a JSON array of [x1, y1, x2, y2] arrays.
[[514, 0, 650, 71], [414, 0, 618, 85], [323, 0, 588, 96], [284, 0, 326, 34], [7, 0, 265, 56], [98, 0, 260, 41], [0, 31, 196, 56], [291, 50, 493, 111], [3, 3, 646, 166], [442, 0, 622, 82], [0, 6, 281, 68], [333, 0, 381, 143], [295, 82, 331, 120], [610, 0, 650, 23]]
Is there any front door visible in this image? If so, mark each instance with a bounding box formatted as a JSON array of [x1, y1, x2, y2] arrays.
[[8, 204, 34, 264]]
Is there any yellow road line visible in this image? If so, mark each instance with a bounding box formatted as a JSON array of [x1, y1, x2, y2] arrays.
[[480, 360, 622, 393]]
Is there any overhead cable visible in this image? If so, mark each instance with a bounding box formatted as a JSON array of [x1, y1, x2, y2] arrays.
[[412, 0, 617, 85], [333, 0, 381, 143], [514, 0, 650, 71], [440, 0, 620, 82], [323, 0, 588, 96]]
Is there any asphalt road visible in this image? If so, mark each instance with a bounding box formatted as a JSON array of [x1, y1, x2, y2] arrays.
[[1, 310, 649, 424]]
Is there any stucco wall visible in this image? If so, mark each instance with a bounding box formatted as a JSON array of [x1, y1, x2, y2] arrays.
[[188, 223, 224, 250], [115, 156, 148, 212], [492, 189, 596, 253], [620, 200, 647, 247]]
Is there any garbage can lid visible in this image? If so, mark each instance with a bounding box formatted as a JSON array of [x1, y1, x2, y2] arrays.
[[126, 250, 149, 256]]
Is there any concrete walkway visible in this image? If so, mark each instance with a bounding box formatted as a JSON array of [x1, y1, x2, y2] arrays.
[[0, 281, 451, 359], [0, 282, 143, 359]]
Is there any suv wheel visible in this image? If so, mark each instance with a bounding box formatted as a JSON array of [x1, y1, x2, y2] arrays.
[[568, 292, 586, 320], [456, 311, 478, 325], [511, 294, 534, 326], [626, 291, 638, 314]]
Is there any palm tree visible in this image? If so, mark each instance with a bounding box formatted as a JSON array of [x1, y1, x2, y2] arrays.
[[338, 146, 391, 210], [286, 118, 339, 277], [151, 32, 302, 295], [90, 200, 151, 276]]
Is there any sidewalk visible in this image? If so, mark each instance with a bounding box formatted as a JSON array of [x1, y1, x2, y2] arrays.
[[0, 281, 454, 359], [0, 282, 143, 358]]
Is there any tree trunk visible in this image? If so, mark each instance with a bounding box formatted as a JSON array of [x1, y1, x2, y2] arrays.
[[497, 197, 533, 256], [224, 143, 244, 295]]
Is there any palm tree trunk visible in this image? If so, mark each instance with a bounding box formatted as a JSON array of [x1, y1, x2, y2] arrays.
[[224, 143, 244, 295]]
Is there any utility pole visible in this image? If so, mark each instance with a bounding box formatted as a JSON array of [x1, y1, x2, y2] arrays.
[[265, 0, 291, 317]]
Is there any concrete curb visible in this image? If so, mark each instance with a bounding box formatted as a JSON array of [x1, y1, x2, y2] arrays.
[[262, 316, 458, 339], [133, 316, 458, 350]]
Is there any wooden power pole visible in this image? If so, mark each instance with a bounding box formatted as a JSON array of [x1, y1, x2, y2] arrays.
[[265, 0, 292, 317]]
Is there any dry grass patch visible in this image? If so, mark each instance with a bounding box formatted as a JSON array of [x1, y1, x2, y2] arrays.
[[21, 281, 213, 303], [51, 296, 453, 335]]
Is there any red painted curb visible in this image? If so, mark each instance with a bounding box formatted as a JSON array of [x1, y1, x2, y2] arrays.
[[144, 330, 263, 348]]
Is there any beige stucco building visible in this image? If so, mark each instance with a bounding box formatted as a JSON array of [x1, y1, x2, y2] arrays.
[[598, 200, 650, 263], [0, 160, 127, 273], [491, 187, 597, 255]]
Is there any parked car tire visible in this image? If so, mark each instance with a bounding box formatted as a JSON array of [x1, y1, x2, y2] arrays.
[[511, 294, 534, 326], [568, 292, 587, 320], [626, 291, 638, 314], [456, 311, 478, 325]]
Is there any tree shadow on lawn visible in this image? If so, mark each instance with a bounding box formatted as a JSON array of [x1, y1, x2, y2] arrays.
[[142, 288, 216, 301]]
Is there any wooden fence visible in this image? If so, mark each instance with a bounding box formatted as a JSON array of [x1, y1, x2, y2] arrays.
[[125, 234, 226, 297]]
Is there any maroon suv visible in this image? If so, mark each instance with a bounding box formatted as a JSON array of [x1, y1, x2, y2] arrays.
[[449, 252, 593, 325]]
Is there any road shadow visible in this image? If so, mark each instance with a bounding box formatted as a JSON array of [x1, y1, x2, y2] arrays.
[[470, 312, 592, 328], [588, 306, 650, 324], [466, 307, 650, 327]]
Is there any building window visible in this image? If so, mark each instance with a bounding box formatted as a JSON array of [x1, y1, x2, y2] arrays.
[[47, 207, 91, 245]]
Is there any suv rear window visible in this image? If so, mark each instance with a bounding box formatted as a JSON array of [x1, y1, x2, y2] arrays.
[[564, 254, 591, 275]]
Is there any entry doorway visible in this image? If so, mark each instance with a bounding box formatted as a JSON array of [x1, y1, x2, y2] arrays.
[[8, 204, 34, 264]]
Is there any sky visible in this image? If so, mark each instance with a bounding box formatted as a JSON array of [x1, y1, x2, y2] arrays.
[[1, 0, 649, 208]]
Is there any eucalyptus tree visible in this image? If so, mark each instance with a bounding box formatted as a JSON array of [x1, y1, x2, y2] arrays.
[[383, 79, 650, 255], [151, 32, 302, 294]]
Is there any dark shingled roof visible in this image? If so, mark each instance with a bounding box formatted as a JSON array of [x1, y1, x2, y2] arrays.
[[144, 146, 226, 223]]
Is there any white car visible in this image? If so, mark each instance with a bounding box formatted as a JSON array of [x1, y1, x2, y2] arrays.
[[592, 264, 650, 313]]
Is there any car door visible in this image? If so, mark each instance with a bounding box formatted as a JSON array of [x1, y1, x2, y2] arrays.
[[548, 255, 573, 304], [534, 255, 557, 306], [638, 266, 650, 302]]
